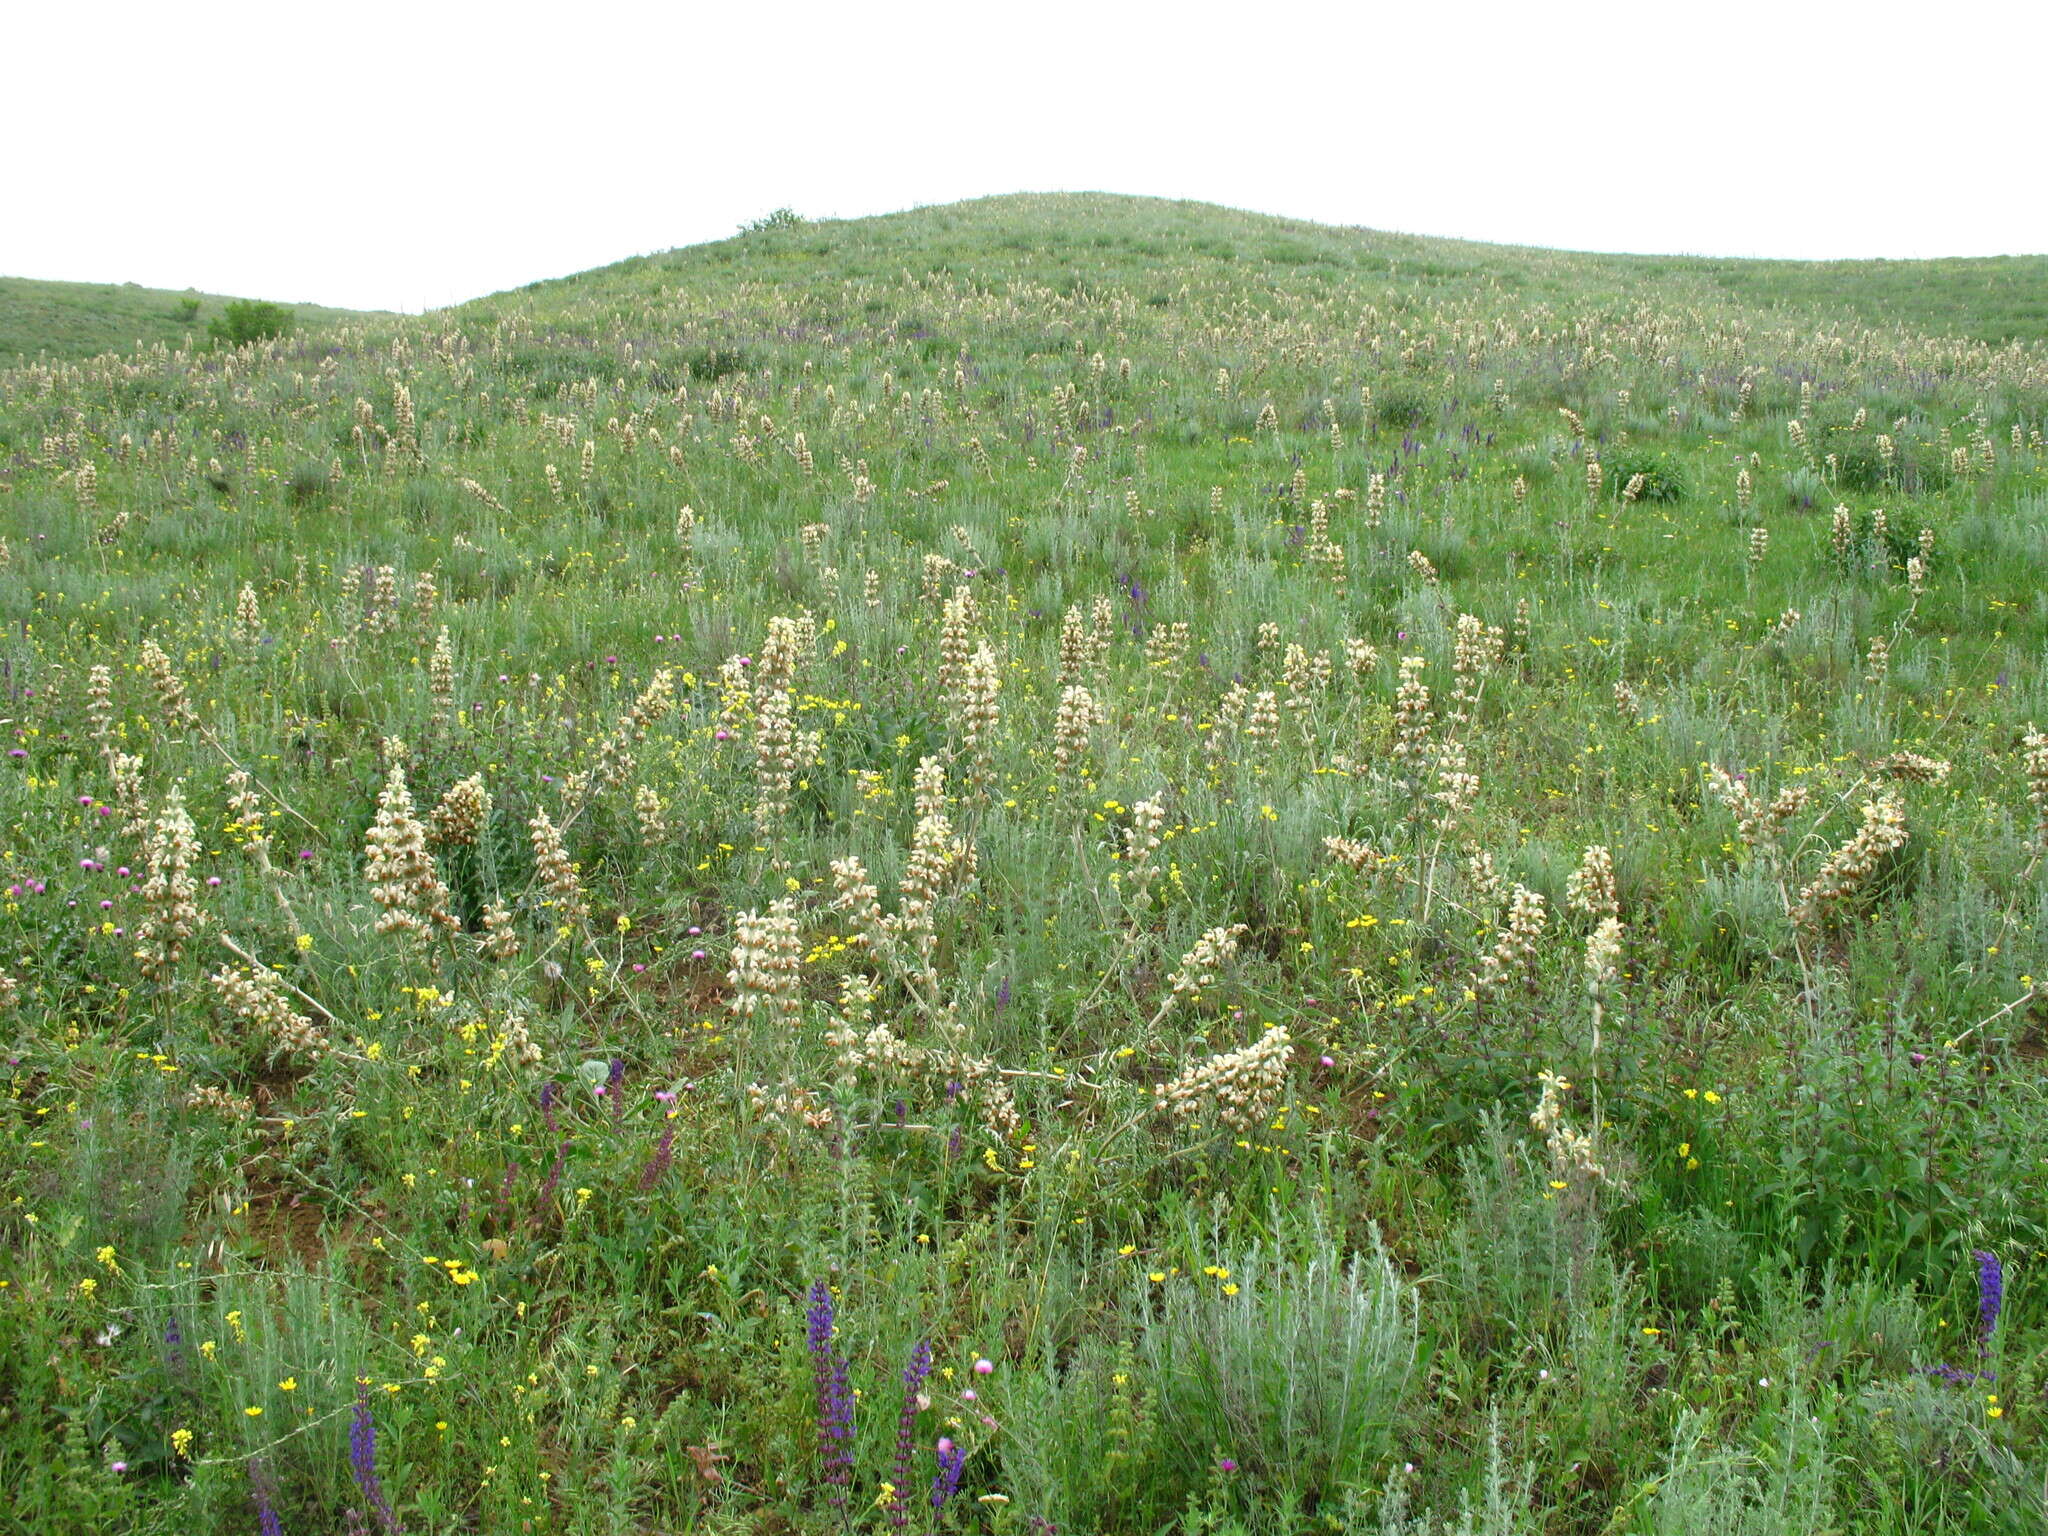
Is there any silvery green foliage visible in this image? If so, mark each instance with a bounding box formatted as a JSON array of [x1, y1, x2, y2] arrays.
[[1364, 1413, 1538, 1536], [1139, 1231, 1419, 1499], [1639, 1403, 1833, 1536]]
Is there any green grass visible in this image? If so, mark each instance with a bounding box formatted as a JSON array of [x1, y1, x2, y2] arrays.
[[2, 192, 2047, 1535], [0, 275, 371, 362], [1683, 253, 2048, 347]]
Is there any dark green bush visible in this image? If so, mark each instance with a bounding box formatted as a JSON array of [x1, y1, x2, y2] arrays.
[[1262, 240, 1325, 266], [740, 207, 806, 234], [206, 299, 293, 347], [1836, 442, 1954, 495], [1368, 388, 1430, 431], [1606, 449, 1687, 502], [286, 459, 329, 505], [684, 346, 751, 381], [1835, 444, 1889, 493]]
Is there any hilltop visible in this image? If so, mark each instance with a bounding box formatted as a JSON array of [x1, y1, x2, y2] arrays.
[[474, 193, 2048, 348]]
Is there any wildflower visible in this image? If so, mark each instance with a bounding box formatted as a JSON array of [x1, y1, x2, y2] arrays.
[[136, 788, 206, 976], [1166, 924, 1247, 1008], [1531, 1071, 1603, 1184], [1565, 845, 1619, 920], [529, 810, 588, 925], [806, 1282, 855, 1502], [1584, 916, 1624, 998], [1052, 684, 1101, 779], [250, 1458, 283, 1536], [1794, 795, 1907, 930], [727, 899, 803, 1029], [364, 761, 457, 937], [889, 1340, 934, 1529], [351, 1377, 404, 1532], [638, 1123, 676, 1190], [931, 1437, 966, 1510], [1473, 885, 1546, 999], [212, 963, 325, 1058], [428, 774, 490, 847], [1155, 1026, 1292, 1132], [1974, 1250, 2004, 1348], [140, 639, 199, 730], [2023, 724, 2048, 868]]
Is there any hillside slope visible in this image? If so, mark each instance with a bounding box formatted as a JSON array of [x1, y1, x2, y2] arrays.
[[481, 192, 2048, 347], [0, 274, 370, 362], [1686, 250, 2048, 346], [2, 192, 2047, 1535]]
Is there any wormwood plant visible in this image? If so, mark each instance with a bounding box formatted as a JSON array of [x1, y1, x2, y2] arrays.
[[1136, 1234, 1419, 1504]]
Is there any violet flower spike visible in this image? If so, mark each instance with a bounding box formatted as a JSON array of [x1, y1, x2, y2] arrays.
[[350, 1378, 404, 1533], [930, 1435, 966, 1510], [538, 1080, 559, 1137], [639, 1123, 676, 1190], [163, 1312, 188, 1379], [494, 1159, 519, 1228], [889, 1340, 934, 1529], [1974, 1249, 2004, 1349], [531, 1138, 568, 1231], [250, 1457, 283, 1536], [806, 1281, 855, 1504]]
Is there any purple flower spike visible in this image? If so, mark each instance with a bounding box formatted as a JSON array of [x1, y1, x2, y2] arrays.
[[351, 1378, 404, 1533], [930, 1435, 966, 1510], [250, 1458, 283, 1536], [807, 1282, 855, 1504], [539, 1081, 559, 1136], [639, 1124, 676, 1190], [163, 1312, 187, 1377], [1974, 1249, 2004, 1348], [889, 1340, 934, 1528], [606, 1057, 626, 1119]]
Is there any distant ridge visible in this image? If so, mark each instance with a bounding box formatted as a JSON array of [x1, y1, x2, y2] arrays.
[[0, 275, 375, 363], [466, 193, 2048, 350], [9, 194, 2044, 361]]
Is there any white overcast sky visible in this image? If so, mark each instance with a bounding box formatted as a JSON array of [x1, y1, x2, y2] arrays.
[[7, 0, 2045, 314]]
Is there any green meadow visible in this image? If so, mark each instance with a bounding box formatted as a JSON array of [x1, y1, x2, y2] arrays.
[[2, 191, 2046, 1534]]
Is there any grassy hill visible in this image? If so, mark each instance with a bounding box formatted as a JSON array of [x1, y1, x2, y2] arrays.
[[0, 274, 370, 362], [3, 193, 2047, 1535], [481, 192, 2048, 346], [1684, 251, 2048, 347], [6, 200, 2041, 365]]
